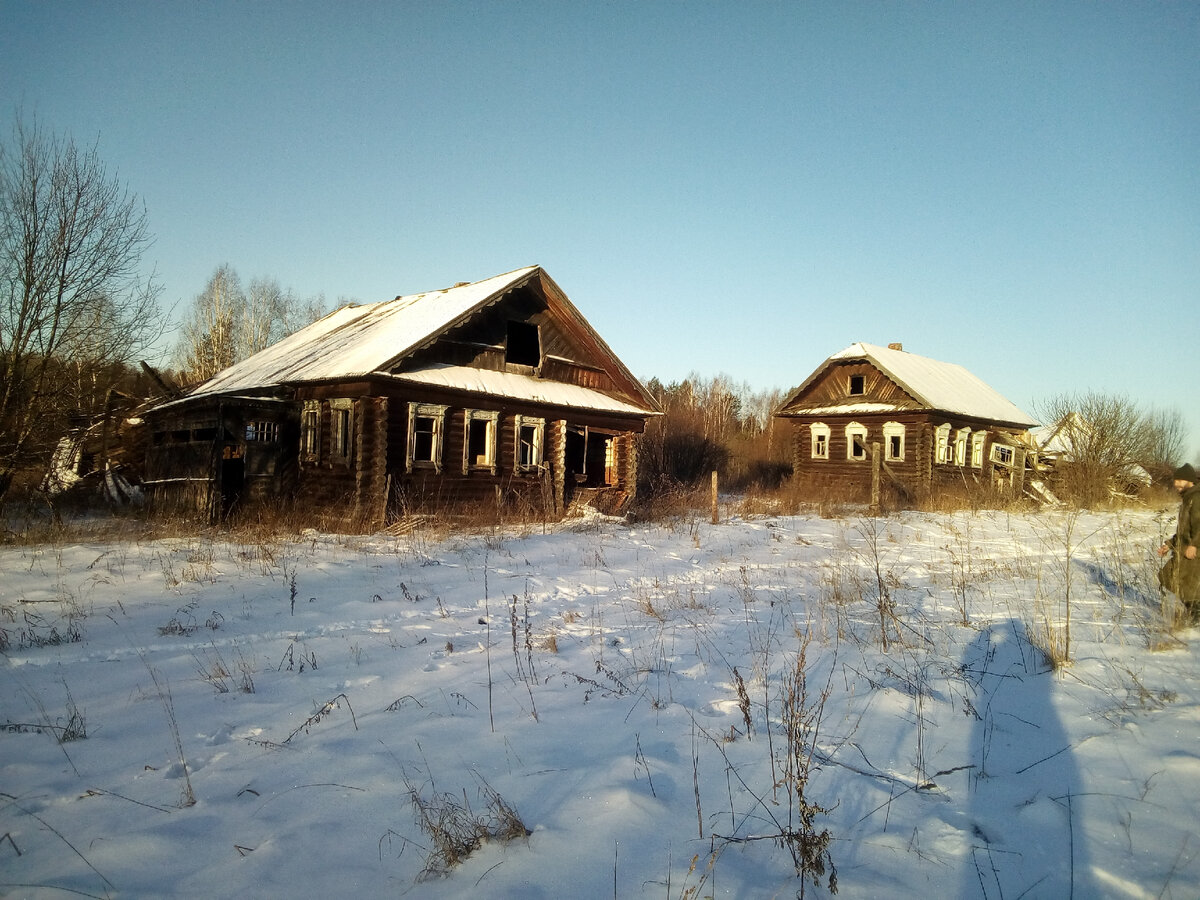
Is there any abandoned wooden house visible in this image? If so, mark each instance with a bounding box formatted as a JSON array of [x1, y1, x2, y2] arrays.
[[140, 266, 661, 524], [775, 342, 1039, 504]]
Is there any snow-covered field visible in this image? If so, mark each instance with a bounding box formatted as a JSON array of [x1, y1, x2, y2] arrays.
[[2, 506, 1197, 899]]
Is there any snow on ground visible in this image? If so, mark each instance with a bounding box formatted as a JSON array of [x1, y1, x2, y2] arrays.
[[1, 506, 1197, 899]]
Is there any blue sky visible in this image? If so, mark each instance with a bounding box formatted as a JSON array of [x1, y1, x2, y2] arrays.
[[4, 2, 1198, 458]]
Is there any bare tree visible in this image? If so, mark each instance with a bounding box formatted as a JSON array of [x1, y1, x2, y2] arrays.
[[1036, 391, 1166, 505], [1141, 406, 1187, 482], [0, 115, 163, 498]]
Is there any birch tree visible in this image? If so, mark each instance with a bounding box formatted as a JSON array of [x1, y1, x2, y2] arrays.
[[175, 267, 329, 383]]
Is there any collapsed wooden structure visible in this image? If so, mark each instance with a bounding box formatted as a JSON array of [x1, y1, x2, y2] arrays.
[[140, 266, 660, 525], [776, 342, 1039, 504]]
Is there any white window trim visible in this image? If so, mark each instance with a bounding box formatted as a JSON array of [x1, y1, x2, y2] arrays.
[[970, 431, 986, 468], [810, 422, 830, 460], [462, 409, 499, 474], [407, 402, 448, 473], [515, 415, 545, 472], [990, 443, 1015, 467], [883, 421, 905, 462], [934, 423, 951, 465], [846, 422, 868, 461], [954, 427, 971, 466]]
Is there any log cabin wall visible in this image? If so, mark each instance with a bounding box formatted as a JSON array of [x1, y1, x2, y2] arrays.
[[786, 411, 1018, 502], [143, 399, 295, 518], [297, 379, 649, 518]]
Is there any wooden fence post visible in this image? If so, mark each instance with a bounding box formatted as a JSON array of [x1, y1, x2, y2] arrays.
[[870, 442, 882, 516], [711, 470, 719, 524]]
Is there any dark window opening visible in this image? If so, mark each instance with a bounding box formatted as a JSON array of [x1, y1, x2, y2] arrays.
[[849, 374, 865, 395], [889, 435, 902, 459], [506, 320, 540, 367], [467, 418, 490, 466], [413, 416, 437, 462]]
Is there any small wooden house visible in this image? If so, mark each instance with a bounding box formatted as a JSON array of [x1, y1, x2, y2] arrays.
[[775, 342, 1038, 503], [142, 266, 660, 524]]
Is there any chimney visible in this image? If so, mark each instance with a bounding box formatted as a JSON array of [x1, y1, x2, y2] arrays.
[[888, 342, 903, 351]]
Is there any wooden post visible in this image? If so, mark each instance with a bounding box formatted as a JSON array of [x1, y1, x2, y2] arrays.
[[870, 442, 882, 516], [711, 470, 719, 524]]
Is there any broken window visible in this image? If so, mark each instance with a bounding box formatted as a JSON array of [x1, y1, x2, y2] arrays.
[[846, 422, 868, 460], [883, 421, 905, 461], [463, 409, 499, 473], [506, 320, 541, 367], [515, 415, 545, 471], [849, 374, 865, 396], [810, 423, 830, 460], [407, 403, 448, 472], [990, 443, 1015, 467]]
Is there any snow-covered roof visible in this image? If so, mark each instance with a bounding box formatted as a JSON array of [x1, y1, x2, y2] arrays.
[[782, 342, 1038, 428], [178, 265, 658, 417], [188, 267, 542, 398], [392, 365, 655, 416]]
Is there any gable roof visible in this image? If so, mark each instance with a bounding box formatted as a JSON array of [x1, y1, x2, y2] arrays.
[[183, 266, 658, 414], [778, 342, 1038, 428]]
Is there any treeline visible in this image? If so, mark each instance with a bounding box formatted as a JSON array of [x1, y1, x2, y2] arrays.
[[638, 374, 793, 495]]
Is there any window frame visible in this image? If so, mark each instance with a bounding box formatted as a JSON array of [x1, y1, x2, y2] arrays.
[[515, 415, 545, 472], [245, 420, 279, 443], [848, 374, 865, 396], [990, 443, 1015, 467], [845, 422, 868, 461], [883, 421, 905, 462], [330, 398, 353, 464], [810, 422, 830, 460], [301, 401, 321, 461], [406, 402, 448, 473], [934, 423, 951, 465], [970, 431, 986, 468], [462, 409, 499, 474], [954, 427, 971, 466]]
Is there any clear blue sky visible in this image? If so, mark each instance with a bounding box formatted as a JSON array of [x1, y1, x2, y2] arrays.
[[4, 1, 1198, 459]]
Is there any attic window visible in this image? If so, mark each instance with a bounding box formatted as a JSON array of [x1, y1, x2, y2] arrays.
[[849, 374, 865, 396], [506, 321, 540, 367]]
